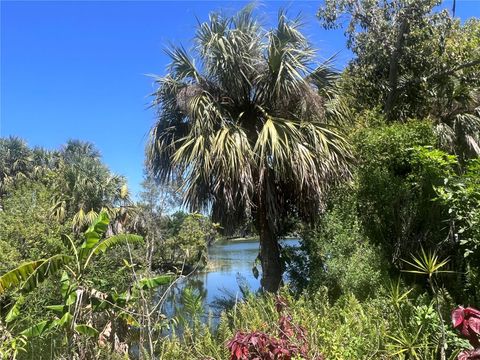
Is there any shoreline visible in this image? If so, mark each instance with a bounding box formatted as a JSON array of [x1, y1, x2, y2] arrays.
[[222, 235, 299, 243]]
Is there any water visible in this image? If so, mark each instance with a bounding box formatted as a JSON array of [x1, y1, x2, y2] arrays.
[[161, 237, 300, 319]]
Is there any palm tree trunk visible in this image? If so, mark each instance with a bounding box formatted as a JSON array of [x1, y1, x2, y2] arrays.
[[384, 16, 409, 120], [257, 201, 282, 292]]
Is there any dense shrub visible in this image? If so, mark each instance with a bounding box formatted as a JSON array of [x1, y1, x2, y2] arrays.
[[437, 159, 480, 303], [353, 121, 460, 269], [0, 181, 70, 267], [292, 193, 388, 301]]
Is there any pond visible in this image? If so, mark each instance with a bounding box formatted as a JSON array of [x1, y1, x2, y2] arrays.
[[161, 237, 300, 320]]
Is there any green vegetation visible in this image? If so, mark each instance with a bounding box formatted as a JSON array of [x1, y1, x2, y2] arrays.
[[0, 138, 219, 359], [2, 1, 480, 359]]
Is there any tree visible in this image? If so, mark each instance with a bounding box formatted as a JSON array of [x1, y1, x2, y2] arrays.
[[132, 170, 181, 270], [427, 19, 480, 163], [353, 121, 456, 264], [0, 180, 70, 272], [0, 137, 131, 233], [0, 137, 34, 199], [161, 213, 220, 270], [50, 140, 129, 232], [147, 6, 351, 292], [318, 0, 480, 158]]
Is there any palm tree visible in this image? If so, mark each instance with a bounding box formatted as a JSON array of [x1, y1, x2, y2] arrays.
[[431, 80, 480, 164], [147, 7, 351, 292], [50, 140, 130, 232], [0, 137, 34, 196]]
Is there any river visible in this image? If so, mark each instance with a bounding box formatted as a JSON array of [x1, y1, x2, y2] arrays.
[[161, 237, 300, 320]]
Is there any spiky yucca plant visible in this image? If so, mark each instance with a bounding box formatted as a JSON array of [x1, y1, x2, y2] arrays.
[[148, 6, 351, 291]]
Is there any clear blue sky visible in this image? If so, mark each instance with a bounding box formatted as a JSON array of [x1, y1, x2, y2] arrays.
[[1, 0, 477, 197]]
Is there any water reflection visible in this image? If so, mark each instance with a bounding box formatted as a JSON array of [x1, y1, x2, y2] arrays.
[[161, 238, 300, 320]]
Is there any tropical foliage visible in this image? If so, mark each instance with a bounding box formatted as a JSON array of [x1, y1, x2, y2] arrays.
[[0, 212, 144, 356], [2, 1, 480, 359], [0, 140, 217, 359]]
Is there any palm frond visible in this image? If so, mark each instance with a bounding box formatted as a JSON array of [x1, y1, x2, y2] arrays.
[[166, 45, 201, 82], [148, 6, 352, 232], [265, 10, 314, 102]]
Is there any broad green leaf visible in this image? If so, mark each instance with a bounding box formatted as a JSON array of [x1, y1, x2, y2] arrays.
[[60, 271, 70, 298], [0, 255, 71, 295], [75, 324, 99, 337], [83, 234, 143, 269], [137, 275, 173, 290], [0, 260, 44, 294], [22, 255, 72, 293], [5, 296, 24, 323], [118, 312, 140, 327], [56, 311, 73, 327], [93, 234, 143, 255], [81, 211, 109, 250], [59, 273, 78, 306], [111, 291, 129, 304], [45, 305, 65, 313], [20, 320, 55, 338]]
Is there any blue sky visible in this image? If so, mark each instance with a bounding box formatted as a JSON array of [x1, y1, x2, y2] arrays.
[[1, 0, 478, 197]]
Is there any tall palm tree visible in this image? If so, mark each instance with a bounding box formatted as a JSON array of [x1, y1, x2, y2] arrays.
[[147, 7, 351, 292]]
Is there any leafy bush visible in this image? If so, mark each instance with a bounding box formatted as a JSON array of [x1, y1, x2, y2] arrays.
[[156, 213, 221, 271], [154, 289, 399, 359], [155, 283, 476, 360], [436, 159, 480, 302], [293, 193, 388, 301], [0, 181, 70, 266], [354, 120, 455, 267]]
